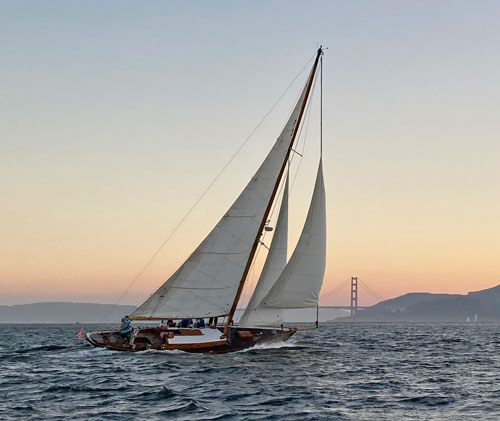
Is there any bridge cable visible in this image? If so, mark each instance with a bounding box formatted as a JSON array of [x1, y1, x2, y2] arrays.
[[319, 278, 351, 299], [358, 279, 385, 301]]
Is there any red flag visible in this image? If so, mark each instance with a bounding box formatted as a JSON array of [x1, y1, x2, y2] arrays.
[[77, 327, 84, 340]]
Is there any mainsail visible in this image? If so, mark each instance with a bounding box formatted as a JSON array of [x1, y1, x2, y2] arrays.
[[260, 159, 326, 310], [130, 61, 319, 320], [238, 175, 288, 328]]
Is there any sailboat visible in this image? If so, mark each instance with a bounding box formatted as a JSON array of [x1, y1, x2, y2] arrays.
[[86, 47, 326, 353]]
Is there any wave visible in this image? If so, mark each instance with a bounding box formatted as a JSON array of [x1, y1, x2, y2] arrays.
[[2, 323, 497, 420], [135, 348, 187, 355], [237, 338, 304, 353], [45, 384, 128, 393], [46, 346, 113, 359], [134, 388, 209, 413], [188, 366, 249, 375], [155, 399, 208, 414], [398, 395, 455, 407], [14, 345, 69, 354], [134, 386, 178, 401]]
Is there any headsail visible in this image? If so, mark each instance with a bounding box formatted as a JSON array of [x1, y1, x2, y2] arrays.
[[130, 64, 318, 320], [238, 175, 288, 328], [260, 159, 326, 310]]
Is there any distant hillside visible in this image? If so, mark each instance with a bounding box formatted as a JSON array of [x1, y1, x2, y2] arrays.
[[335, 284, 500, 322], [0, 303, 348, 324], [0, 302, 135, 323]]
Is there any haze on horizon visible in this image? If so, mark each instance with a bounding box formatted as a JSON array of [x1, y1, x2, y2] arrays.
[[1, 1, 499, 308]]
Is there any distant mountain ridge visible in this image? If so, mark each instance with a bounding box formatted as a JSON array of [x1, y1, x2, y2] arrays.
[[0, 302, 349, 324], [336, 284, 500, 322], [4, 284, 499, 323], [0, 302, 135, 323]]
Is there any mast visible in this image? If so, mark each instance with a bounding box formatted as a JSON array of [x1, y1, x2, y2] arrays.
[[223, 47, 324, 335], [320, 52, 323, 158], [316, 52, 323, 330]]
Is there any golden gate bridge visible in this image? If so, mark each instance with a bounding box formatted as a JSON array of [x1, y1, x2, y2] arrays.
[[319, 277, 384, 315]]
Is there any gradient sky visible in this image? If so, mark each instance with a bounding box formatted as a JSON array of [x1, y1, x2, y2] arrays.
[[1, 1, 499, 307]]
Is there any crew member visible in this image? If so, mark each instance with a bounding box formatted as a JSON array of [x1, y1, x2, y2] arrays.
[[120, 316, 132, 339]]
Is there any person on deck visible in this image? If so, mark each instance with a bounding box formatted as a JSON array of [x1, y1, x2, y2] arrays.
[[180, 318, 191, 328], [120, 316, 132, 339], [194, 318, 206, 328]]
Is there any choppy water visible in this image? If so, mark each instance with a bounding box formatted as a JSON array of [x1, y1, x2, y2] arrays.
[[1, 323, 500, 420]]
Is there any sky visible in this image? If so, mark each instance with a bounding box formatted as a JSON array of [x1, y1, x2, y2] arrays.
[[1, 1, 499, 307]]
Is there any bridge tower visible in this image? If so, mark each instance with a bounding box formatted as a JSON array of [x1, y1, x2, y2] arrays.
[[350, 276, 358, 315]]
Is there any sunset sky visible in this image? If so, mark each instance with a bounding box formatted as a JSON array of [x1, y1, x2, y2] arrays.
[[1, 1, 499, 307]]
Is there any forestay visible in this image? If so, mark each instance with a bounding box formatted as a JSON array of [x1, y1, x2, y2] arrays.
[[130, 70, 315, 320], [261, 159, 326, 309], [238, 176, 288, 328]]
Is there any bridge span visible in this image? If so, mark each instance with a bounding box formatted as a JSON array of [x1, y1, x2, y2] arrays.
[[319, 276, 384, 315]]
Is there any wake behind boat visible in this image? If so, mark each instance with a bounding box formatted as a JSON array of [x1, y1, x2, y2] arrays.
[[87, 47, 326, 353]]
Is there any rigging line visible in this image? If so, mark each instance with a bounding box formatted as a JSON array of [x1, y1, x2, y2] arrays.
[[244, 159, 291, 308], [250, 243, 262, 293], [112, 54, 316, 307], [290, 66, 317, 191], [274, 52, 317, 137], [265, 163, 287, 225], [257, 167, 285, 258], [256, 72, 317, 284], [267, 78, 313, 223], [267, 73, 317, 224], [265, 62, 317, 228], [265, 121, 300, 228], [248, 245, 261, 304], [265, 100, 306, 228], [240, 240, 264, 307]]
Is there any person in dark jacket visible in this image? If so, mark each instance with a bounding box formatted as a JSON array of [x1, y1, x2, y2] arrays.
[[180, 318, 192, 328]]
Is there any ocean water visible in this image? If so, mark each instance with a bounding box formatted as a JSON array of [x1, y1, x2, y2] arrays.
[[1, 323, 500, 420]]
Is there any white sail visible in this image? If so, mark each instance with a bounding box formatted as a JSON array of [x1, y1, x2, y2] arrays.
[[238, 176, 288, 328], [130, 70, 316, 320], [261, 159, 326, 309]]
